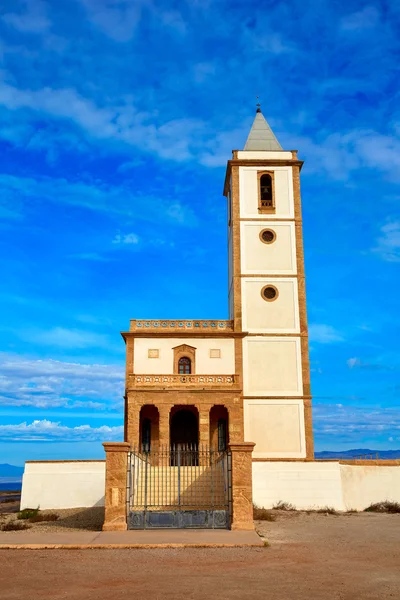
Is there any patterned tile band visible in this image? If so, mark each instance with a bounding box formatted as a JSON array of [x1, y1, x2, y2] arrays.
[[130, 320, 233, 331], [129, 374, 237, 386]]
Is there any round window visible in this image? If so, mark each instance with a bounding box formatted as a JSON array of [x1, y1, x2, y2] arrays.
[[261, 285, 278, 302], [259, 229, 276, 244]]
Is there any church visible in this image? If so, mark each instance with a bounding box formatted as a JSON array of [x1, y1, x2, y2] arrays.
[[21, 109, 400, 529], [122, 106, 314, 462]]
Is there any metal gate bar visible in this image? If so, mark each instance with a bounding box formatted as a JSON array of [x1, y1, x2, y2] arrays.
[[127, 445, 231, 529]]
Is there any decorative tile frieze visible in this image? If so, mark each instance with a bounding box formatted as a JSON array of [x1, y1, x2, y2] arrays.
[[130, 320, 233, 332], [128, 374, 238, 387]]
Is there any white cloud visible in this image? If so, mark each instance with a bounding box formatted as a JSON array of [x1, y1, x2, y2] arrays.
[[347, 357, 360, 369], [80, 0, 186, 41], [80, 0, 144, 42], [19, 327, 112, 350], [346, 357, 395, 371], [372, 221, 400, 262], [313, 404, 400, 441], [290, 128, 400, 182], [0, 81, 206, 163], [0, 419, 123, 442], [340, 6, 380, 32], [112, 232, 140, 245], [309, 324, 343, 344], [0, 353, 124, 409], [0, 173, 198, 227], [2, 0, 51, 34]]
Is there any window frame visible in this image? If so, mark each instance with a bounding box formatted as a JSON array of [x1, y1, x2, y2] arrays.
[[257, 170, 276, 213], [178, 356, 192, 375]]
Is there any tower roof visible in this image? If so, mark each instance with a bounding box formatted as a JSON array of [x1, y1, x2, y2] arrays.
[[244, 109, 283, 151]]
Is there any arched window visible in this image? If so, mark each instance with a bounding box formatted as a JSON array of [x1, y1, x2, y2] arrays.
[[258, 173, 274, 212], [178, 356, 191, 375]]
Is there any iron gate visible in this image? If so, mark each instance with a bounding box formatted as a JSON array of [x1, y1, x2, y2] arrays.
[[127, 445, 232, 529]]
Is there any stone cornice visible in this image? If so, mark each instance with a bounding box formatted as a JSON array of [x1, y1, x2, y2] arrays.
[[121, 331, 247, 340], [223, 158, 304, 196]]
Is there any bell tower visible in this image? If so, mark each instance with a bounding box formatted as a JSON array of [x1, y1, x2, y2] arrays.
[[224, 107, 314, 459]]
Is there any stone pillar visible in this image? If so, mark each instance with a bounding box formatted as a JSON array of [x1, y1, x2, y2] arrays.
[[126, 396, 140, 448], [199, 407, 210, 447], [229, 403, 244, 443], [229, 442, 255, 531], [102, 442, 130, 531], [159, 405, 170, 448]]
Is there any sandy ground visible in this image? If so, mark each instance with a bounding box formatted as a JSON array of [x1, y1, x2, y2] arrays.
[[1, 511, 399, 599], [0, 494, 104, 532]]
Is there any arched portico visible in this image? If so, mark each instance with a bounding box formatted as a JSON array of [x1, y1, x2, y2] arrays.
[[139, 405, 159, 452], [170, 405, 199, 448], [210, 405, 229, 450]]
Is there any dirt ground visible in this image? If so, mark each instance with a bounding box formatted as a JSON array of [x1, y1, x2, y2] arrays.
[[0, 492, 104, 531], [1, 511, 399, 600]]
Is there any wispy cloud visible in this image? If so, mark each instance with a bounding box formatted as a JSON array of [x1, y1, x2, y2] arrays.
[[313, 403, 400, 443], [112, 232, 140, 245], [18, 328, 113, 350], [0, 353, 124, 409], [309, 324, 344, 344], [0, 419, 123, 441], [340, 6, 380, 32], [0, 173, 198, 226], [3, 0, 51, 34], [347, 357, 396, 371], [372, 221, 400, 262]]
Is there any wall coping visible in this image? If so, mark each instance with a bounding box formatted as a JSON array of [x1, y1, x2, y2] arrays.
[[252, 458, 400, 466], [229, 442, 255, 452], [103, 442, 130, 453], [25, 460, 105, 464]]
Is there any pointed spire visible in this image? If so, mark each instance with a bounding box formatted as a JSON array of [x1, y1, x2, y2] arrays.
[[244, 106, 283, 151]]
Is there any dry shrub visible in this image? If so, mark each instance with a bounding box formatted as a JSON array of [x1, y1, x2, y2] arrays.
[[1, 520, 31, 531], [364, 501, 400, 514], [253, 504, 276, 521], [29, 513, 59, 523], [272, 501, 296, 511], [18, 508, 39, 520], [315, 507, 337, 515]]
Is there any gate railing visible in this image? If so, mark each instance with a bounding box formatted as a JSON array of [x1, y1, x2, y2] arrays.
[[127, 445, 231, 512]]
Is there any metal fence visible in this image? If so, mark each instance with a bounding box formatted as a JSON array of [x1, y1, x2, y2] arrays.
[[127, 445, 231, 529]]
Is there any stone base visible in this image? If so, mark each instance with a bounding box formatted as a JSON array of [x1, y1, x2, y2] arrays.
[[102, 522, 128, 532], [231, 521, 255, 531]]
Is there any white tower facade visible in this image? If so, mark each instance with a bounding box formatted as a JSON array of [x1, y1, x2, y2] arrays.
[[224, 109, 314, 459]]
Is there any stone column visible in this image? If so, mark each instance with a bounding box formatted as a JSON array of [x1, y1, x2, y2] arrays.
[[102, 442, 130, 531], [126, 399, 140, 449], [199, 407, 210, 447], [158, 405, 170, 448], [229, 442, 255, 531], [229, 403, 244, 443]]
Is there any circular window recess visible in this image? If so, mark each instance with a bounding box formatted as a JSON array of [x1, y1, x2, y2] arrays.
[[259, 229, 276, 244], [261, 285, 279, 302]]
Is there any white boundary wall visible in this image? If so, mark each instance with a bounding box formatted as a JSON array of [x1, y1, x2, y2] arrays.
[[340, 465, 400, 510], [21, 460, 400, 512], [20, 461, 106, 510], [253, 462, 400, 511]]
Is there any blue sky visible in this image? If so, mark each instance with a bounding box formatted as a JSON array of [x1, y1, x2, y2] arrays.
[[0, 0, 399, 465]]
